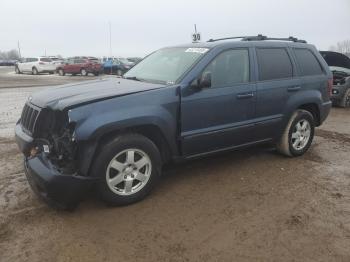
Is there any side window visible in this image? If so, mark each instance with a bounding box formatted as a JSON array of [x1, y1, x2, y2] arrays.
[[201, 49, 250, 88], [294, 49, 323, 76], [256, 48, 293, 81]]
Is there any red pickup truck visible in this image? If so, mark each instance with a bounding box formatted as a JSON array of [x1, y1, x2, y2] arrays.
[[57, 57, 102, 76]]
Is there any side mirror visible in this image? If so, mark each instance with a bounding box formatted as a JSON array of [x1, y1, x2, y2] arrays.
[[199, 72, 211, 88]]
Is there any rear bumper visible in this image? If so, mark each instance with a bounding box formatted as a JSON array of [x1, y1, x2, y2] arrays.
[[319, 100, 332, 125], [24, 154, 97, 209]]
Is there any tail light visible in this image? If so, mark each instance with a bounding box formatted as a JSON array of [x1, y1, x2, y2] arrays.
[[327, 78, 333, 97]]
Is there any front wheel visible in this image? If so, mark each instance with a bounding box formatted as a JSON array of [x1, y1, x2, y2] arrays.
[[276, 109, 315, 157], [92, 134, 162, 206], [339, 88, 350, 108], [80, 68, 87, 76]]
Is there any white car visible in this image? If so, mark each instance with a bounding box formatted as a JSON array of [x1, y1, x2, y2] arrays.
[[15, 57, 57, 75]]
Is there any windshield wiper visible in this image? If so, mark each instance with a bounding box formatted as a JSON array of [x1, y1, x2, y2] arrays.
[[123, 76, 142, 81]]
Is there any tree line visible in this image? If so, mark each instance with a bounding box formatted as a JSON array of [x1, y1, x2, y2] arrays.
[[0, 49, 20, 60], [329, 40, 350, 55]]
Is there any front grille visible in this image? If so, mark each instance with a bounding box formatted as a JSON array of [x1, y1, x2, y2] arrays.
[[20, 103, 40, 135]]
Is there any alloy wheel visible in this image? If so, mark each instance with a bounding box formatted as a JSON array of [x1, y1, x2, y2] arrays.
[[106, 149, 152, 196]]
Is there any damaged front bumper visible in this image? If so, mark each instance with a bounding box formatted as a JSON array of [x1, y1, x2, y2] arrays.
[[15, 123, 98, 209]]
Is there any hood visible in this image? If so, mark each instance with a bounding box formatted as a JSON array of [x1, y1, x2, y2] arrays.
[[29, 77, 164, 110], [320, 51, 350, 71]]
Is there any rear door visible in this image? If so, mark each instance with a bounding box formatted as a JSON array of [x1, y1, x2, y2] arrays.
[[254, 47, 300, 140], [292, 48, 328, 101], [181, 48, 257, 156]]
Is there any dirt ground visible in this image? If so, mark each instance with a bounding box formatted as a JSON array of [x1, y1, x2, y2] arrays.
[[0, 66, 350, 262]]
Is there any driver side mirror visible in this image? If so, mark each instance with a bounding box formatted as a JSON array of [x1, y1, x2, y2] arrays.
[[191, 72, 212, 89], [199, 72, 211, 88]]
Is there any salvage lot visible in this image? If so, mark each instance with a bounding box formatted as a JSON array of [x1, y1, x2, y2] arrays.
[[0, 66, 350, 262]]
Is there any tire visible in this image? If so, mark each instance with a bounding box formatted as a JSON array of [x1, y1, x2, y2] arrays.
[[339, 88, 350, 108], [15, 66, 21, 74], [92, 133, 162, 206], [116, 69, 122, 76], [32, 67, 38, 75], [94, 72, 99, 76], [49, 71, 54, 75], [276, 109, 315, 157], [80, 68, 87, 76], [58, 68, 65, 76]]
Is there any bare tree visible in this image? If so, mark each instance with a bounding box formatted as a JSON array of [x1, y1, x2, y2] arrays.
[[329, 40, 350, 54], [0, 49, 20, 60]]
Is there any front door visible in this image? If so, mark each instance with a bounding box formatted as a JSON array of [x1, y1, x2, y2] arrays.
[[181, 48, 256, 156]]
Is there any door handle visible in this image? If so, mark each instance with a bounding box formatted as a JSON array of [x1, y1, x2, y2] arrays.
[[237, 92, 254, 99], [287, 86, 301, 92]]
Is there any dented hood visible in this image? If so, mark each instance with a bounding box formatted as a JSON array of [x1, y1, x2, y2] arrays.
[[29, 77, 164, 110]]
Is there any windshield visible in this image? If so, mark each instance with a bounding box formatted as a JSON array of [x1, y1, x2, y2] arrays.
[[124, 47, 209, 84]]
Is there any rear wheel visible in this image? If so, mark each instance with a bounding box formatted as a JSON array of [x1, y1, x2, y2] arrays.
[[339, 88, 350, 108], [80, 68, 87, 76], [92, 133, 162, 206], [32, 67, 38, 75], [58, 68, 65, 76], [276, 109, 315, 157]]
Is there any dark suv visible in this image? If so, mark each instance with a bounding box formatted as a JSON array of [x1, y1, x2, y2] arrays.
[[15, 35, 332, 209]]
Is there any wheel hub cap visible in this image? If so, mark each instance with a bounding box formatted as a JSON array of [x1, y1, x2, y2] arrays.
[[106, 149, 152, 196]]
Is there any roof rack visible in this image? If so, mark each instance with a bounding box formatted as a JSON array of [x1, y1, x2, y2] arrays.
[[207, 34, 307, 43]]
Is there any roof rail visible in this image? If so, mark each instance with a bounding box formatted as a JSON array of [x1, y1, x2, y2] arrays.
[[207, 34, 307, 43]]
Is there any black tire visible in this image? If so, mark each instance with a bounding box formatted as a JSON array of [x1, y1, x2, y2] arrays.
[[94, 72, 99, 76], [91, 133, 162, 206], [339, 88, 350, 108], [15, 66, 21, 74], [276, 109, 315, 157], [58, 68, 65, 76], [32, 67, 38, 75], [80, 68, 87, 76], [49, 71, 54, 75]]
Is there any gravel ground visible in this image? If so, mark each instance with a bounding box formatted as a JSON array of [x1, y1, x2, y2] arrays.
[[0, 66, 350, 262]]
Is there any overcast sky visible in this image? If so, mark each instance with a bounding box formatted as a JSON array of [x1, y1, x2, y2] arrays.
[[1, 0, 349, 58]]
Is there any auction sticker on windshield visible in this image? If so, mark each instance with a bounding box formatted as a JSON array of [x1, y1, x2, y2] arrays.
[[185, 48, 209, 54]]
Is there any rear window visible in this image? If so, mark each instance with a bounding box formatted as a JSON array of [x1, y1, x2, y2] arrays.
[[40, 58, 52, 62], [256, 48, 293, 81], [294, 49, 323, 76]]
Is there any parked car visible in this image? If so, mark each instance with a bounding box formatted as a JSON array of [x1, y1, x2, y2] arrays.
[[48, 56, 65, 68], [0, 59, 18, 66], [103, 57, 134, 75], [127, 57, 142, 64], [320, 51, 350, 107], [15, 57, 56, 75], [15, 35, 332, 209], [56, 58, 102, 76]]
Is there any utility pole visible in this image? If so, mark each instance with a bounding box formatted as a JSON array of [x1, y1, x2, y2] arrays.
[[17, 41, 22, 59], [109, 21, 113, 74]]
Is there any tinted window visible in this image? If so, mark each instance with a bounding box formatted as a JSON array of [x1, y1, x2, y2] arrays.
[[40, 58, 52, 62], [294, 49, 323, 76], [202, 49, 250, 88], [257, 48, 293, 81]]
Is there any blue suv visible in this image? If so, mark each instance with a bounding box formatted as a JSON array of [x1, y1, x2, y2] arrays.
[[15, 35, 332, 209]]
